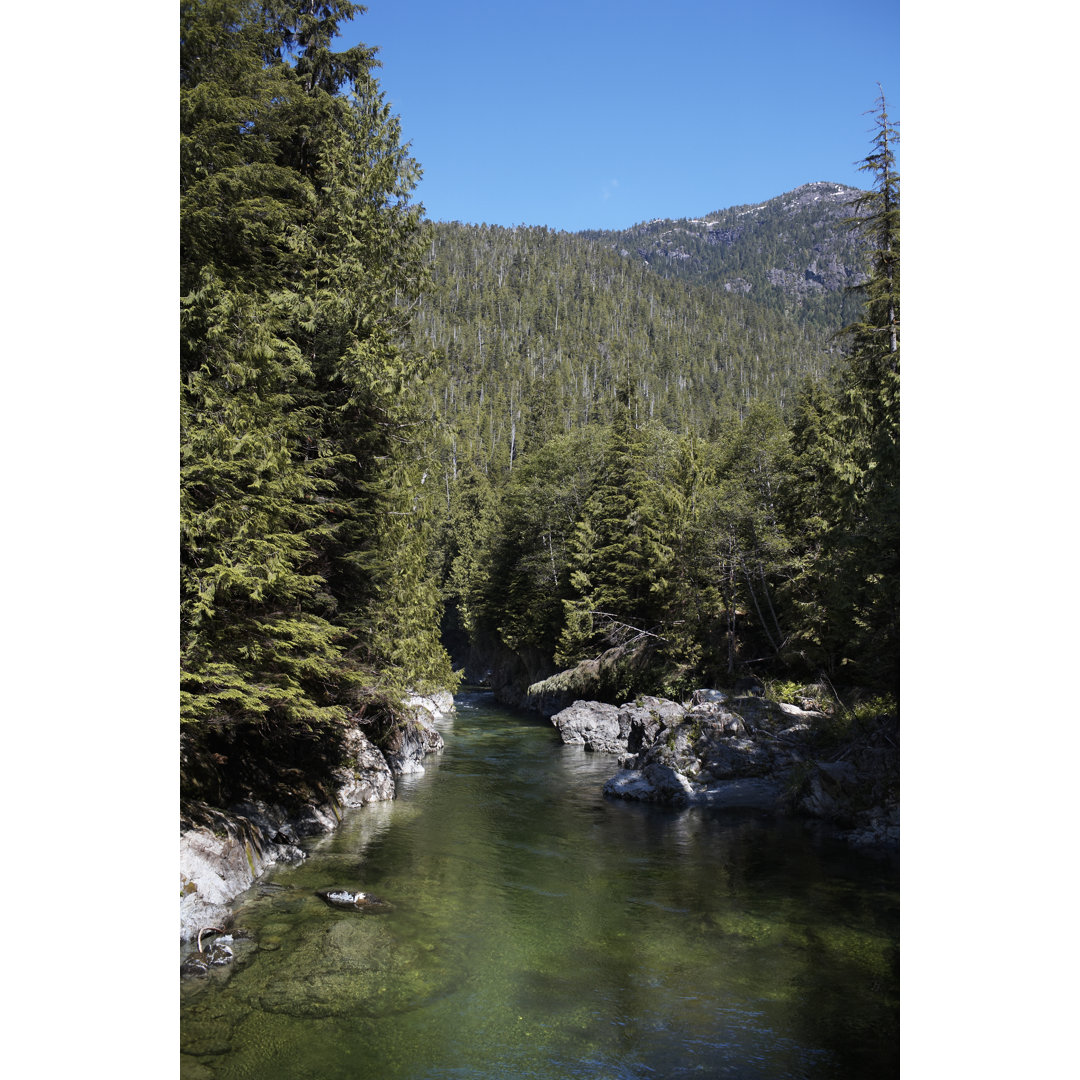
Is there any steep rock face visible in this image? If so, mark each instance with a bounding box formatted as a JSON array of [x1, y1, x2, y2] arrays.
[[380, 712, 445, 776], [180, 813, 309, 943], [335, 727, 396, 807]]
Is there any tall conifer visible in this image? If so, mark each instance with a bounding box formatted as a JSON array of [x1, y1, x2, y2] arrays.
[[783, 89, 900, 689], [180, 0, 452, 804]]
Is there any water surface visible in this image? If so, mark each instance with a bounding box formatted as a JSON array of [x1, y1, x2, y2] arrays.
[[181, 691, 898, 1079]]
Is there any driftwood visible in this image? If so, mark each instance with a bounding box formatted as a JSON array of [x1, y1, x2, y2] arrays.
[[181, 927, 234, 976], [197, 925, 224, 952]]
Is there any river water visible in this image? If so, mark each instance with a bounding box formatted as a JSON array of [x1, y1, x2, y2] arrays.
[[180, 691, 899, 1079]]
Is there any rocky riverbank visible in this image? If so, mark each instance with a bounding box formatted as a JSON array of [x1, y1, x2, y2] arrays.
[[550, 688, 899, 849], [180, 691, 454, 943]]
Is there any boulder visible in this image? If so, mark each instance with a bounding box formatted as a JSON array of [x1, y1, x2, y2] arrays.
[[684, 701, 747, 736], [602, 769, 657, 801], [622, 697, 688, 754], [690, 688, 728, 706], [551, 700, 625, 753], [603, 764, 694, 806], [643, 762, 697, 804], [290, 803, 341, 837], [405, 690, 456, 723], [181, 931, 237, 977], [799, 760, 859, 819]]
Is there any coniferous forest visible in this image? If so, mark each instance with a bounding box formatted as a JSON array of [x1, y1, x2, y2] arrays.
[[180, 0, 898, 813]]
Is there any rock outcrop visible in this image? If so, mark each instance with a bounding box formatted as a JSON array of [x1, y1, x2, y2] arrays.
[[334, 727, 396, 807], [551, 687, 897, 847], [381, 711, 445, 776], [180, 814, 308, 943], [550, 700, 624, 752], [551, 696, 688, 754], [180, 693, 454, 942]]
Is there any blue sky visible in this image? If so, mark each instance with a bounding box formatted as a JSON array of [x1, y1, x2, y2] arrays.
[[341, 0, 899, 231]]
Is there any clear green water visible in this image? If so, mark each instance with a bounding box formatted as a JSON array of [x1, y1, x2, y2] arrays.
[[181, 691, 899, 1079]]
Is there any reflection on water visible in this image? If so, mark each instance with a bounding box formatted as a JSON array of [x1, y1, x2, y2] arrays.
[[181, 691, 898, 1079]]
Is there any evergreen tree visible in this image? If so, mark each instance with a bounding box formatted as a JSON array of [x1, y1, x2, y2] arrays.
[[180, 0, 453, 806], [555, 393, 677, 666], [834, 88, 900, 689], [782, 89, 900, 690]]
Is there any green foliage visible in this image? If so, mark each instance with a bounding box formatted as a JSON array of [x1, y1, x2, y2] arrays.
[[809, 694, 898, 756], [410, 217, 847, 492], [764, 679, 810, 705], [180, 0, 454, 805], [779, 90, 900, 691], [428, 94, 899, 705]]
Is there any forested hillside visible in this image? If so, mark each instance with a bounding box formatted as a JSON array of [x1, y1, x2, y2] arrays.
[[410, 217, 849, 483], [420, 136, 898, 702], [179, 0, 898, 813]]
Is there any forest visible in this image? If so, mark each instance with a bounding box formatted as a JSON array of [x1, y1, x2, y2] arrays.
[[180, 0, 899, 813]]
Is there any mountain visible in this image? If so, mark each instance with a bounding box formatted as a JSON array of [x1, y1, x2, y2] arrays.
[[580, 181, 867, 332], [409, 183, 869, 482]]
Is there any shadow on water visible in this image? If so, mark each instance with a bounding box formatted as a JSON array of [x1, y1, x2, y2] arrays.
[[181, 690, 898, 1080]]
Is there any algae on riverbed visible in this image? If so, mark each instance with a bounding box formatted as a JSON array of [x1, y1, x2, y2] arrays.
[[181, 692, 898, 1080]]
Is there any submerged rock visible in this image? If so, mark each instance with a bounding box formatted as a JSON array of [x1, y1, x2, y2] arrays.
[[316, 889, 393, 913], [181, 930, 235, 977]]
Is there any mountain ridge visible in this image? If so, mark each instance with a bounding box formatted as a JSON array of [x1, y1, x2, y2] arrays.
[[577, 181, 867, 324]]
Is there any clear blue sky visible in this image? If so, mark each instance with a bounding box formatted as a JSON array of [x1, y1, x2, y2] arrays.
[[341, 0, 899, 231]]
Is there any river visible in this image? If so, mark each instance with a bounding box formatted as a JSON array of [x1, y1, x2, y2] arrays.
[[180, 690, 899, 1079]]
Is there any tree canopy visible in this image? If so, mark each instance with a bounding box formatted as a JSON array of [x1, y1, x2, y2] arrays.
[[180, 0, 455, 807]]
